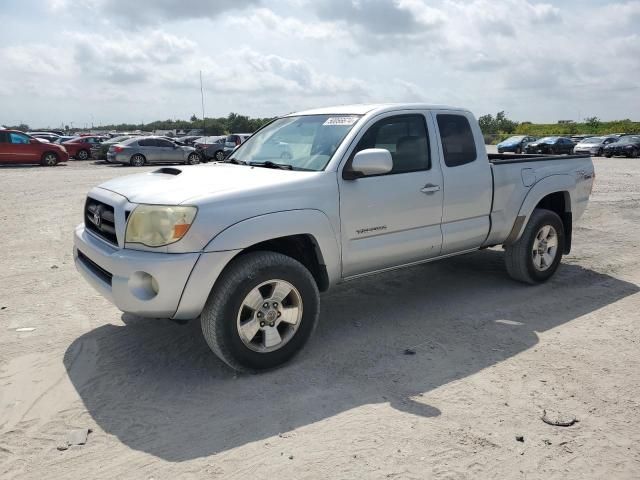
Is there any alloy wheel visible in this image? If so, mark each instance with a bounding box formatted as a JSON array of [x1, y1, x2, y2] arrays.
[[531, 225, 558, 271], [236, 279, 303, 353]]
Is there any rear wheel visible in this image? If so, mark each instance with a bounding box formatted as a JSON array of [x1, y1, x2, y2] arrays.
[[77, 149, 89, 160], [201, 251, 320, 372], [130, 154, 145, 167], [505, 209, 564, 284], [186, 153, 200, 165], [41, 152, 58, 167], [215, 150, 225, 161]]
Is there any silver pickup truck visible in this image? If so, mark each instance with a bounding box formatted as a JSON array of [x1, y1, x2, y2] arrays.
[[74, 104, 595, 371]]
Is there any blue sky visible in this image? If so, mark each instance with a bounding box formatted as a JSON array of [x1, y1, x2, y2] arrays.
[[0, 0, 638, 128]]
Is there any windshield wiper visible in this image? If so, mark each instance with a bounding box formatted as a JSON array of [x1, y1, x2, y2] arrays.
[[225, 157, 249, 165], [249, 160, 294, 170]]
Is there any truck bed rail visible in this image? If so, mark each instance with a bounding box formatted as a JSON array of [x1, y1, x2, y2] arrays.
[[489, 153, 590, 165]]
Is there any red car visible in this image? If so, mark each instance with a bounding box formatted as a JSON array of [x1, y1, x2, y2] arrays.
[[0, 129, 69, 166], [62, 136, 105, 160]]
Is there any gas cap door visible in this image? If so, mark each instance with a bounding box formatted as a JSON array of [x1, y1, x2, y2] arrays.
[[521, 168, 536, 187]]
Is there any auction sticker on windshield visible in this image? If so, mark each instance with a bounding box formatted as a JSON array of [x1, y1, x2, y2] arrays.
[[323, 116, 360, 126]]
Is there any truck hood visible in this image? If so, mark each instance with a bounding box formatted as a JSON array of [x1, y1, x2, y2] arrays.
[[96, 163, 317, 205]]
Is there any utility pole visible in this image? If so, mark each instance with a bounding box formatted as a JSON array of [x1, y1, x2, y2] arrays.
[[200, 70, 206, 135]]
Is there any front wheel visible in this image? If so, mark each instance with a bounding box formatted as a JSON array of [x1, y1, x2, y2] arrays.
[[215, 150, 225, 161], [41, 152, 58, 166], [77, 149, 89, 160], [130, 154, 145, 167], [186, 153, 200, 165], [504, 209, 564, 284], [201, 251, 320, 372]]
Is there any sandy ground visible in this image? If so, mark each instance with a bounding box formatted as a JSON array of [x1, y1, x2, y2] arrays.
[[1, 154, 639, 480]]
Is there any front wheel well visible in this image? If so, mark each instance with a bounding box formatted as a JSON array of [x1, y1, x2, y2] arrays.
[[534, 191, 572, 254], [237, 235, 330, 292]]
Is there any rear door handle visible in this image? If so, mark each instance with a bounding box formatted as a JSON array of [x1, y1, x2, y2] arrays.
[[420, 184, 441, 194]]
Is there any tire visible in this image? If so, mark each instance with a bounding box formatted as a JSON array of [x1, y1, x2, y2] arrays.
[[515, 147, 522, 154], [201, 251, 320, 372], [597, 148, 603, 156], [130, 154, 145, 167], [186, 153, 200, 165], [215, 150, 225, 161], [504, 209, 565, 284], [77, 149, 89, 160], [41, 152, 58, 167], [604, 153, 612, 158]]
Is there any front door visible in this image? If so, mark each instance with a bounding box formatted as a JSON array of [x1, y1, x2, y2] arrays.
[[339, 113, 444, 278], [155, 139, 181, 163]]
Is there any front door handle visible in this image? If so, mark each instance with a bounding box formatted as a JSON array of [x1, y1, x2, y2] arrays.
[[420, 184, 441, 194]]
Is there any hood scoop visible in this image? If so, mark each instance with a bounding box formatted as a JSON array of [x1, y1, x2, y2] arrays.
[[153, 167, 182, 176]]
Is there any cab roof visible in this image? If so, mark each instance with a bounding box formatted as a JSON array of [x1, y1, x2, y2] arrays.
[[285, 103, 469, 117]]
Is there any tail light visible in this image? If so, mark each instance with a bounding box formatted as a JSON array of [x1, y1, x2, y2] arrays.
[[113, 146, 124, 153]]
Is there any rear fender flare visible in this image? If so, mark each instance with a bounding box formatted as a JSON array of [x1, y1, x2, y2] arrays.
[[506, 174, 574, 244]]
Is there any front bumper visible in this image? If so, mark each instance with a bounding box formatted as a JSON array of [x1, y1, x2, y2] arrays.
[[574, 148, 599, 155], [74, 224, 241, 319], [74, 224, 200, 317]]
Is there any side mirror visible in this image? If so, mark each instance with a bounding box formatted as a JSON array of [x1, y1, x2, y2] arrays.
[[345, 148, 393, 179]]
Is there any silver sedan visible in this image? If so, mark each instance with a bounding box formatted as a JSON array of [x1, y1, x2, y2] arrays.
[[107, 136, 201, 166]]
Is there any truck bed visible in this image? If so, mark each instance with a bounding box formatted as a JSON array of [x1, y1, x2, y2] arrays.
[[489, 153, 590, 164]]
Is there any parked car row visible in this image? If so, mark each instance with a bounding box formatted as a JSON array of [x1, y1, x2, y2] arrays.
[[3, 125, 639, 167], [497, 134, 640, 157]]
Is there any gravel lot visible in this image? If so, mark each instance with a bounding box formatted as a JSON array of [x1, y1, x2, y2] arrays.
[[1, 155, 639, 479]]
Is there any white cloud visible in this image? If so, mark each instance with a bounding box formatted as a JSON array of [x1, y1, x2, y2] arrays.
[[2, 0, 639, 125]]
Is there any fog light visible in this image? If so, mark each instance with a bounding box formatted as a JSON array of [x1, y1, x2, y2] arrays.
[[129, 271, 159, 300]]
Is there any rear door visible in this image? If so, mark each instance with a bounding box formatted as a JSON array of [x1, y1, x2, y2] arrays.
[[432, 111, 492, 255], [137, 138, 157, 162], [338, 112, 444, 278]]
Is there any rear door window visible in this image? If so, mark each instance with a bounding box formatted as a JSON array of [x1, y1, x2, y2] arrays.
[[436, 114, 477, 167], [138, 139, 154, 147]]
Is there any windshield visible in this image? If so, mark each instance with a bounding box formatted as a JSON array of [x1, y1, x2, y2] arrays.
[[538, 136, 558, 143], [229, 114, 362, 171], [502, 136, 525, 143], [581, 137, 602, 144], [618, 136, 640, 144]]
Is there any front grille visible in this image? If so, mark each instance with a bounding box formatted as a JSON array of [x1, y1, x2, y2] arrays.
[[85, 197, 117, 245], [77, 250, 113, 285]]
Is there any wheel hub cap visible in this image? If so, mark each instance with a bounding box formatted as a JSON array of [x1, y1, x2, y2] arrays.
[[532, 225, 558, 272], [236, 279, 303, 353]]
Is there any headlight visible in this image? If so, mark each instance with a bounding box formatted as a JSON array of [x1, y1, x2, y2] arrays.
[[125, 205, 197, 247]]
